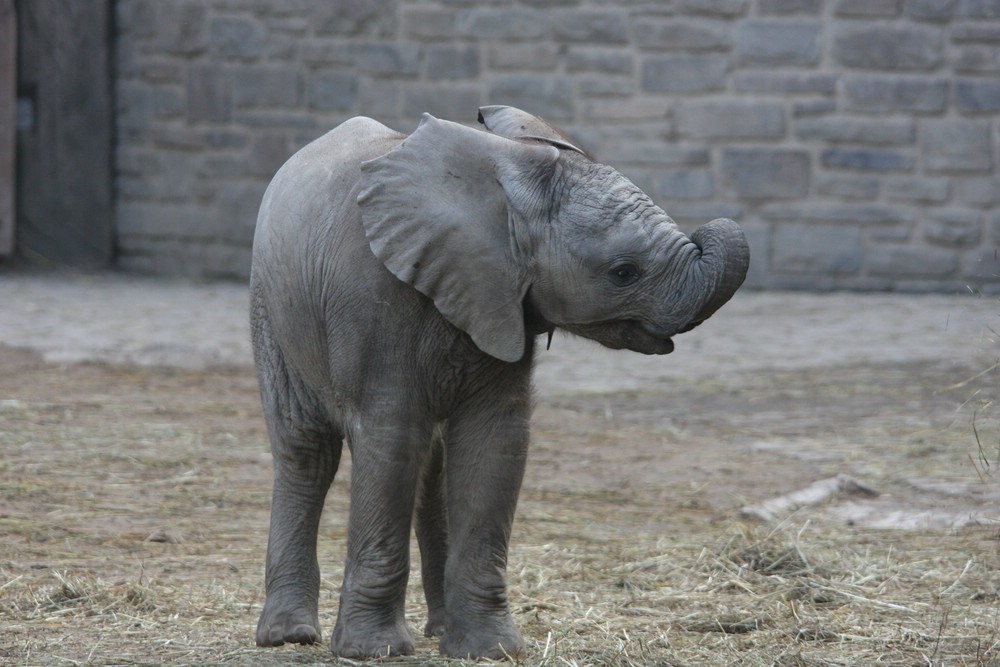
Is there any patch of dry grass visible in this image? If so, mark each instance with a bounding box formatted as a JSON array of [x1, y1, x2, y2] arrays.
[[5, 522, 998, 666], [503, 522, 1000, 667], [3, 349, 1000, 665]]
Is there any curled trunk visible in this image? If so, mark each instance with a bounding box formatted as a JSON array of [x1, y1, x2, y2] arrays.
[[678, 218, 750, 333]]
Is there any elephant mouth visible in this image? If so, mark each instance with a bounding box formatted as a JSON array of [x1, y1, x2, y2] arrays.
[[562, 320, 676, 355], [620, 322, 675, 355]]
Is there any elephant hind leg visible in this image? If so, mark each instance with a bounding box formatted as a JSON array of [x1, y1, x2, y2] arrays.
[[254, 312, 343, 647], [415, 428, 447, 637], [256, 419, 341, 647]]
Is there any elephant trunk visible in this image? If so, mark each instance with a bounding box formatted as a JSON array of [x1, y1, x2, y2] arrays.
[[677, 218, 750, 333]]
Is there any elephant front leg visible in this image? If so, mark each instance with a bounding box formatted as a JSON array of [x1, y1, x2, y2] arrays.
[[330, 417, 427, 658], [438, 395, 530, 660]]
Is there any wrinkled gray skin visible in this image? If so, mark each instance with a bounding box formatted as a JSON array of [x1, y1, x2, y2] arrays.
[[250, 106, 749, 660]]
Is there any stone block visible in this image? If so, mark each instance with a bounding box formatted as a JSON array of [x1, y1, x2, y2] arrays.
[[578, 99, 673, 123], [578, 77, 634, 97], [248, 134, 293, 177], [566, 48, 633, 74], [489, 76, 573, 119], [150, 126, 210, 151], [403, 9, 455, 40], [641, 54, 727, 93], [357, 79, 401, 118], [867, 244, 958, 277], [118, 236, 252, 281], [488, 44, 560, 71], [426, 46, 480, 80], [118, 201, 206, 239], [232, 67, 301, 109], [733, 72, 836, 94], [962, 0, 1000, 17], [209, 17, 267, 61], [456, 10, 549, 40], [922, 120, 993, 172], [300, 42, 352, 67], [816, 173, 880, 200], [267, 17, 310, 37], [832, 25, 943, 70], [841, 76, 948, 113], [734, 20, 822, 66], [956, 79, 1000, 112], [907, 0, 960, 20], [722, 149, 810, 199], [599, 144, 709, 168], [758, 0, 822, 13], [312, 0, 396, 37], [552, 10, 628, 44], [666, 202, 744, 228], [117, 0, 157, 38], [821, 149, 915, 171], [197, 155, 248, 180], [676, 100, 786, 139], [953, 45, 1000, 74], [950, 23, 1000, 42], [677, 0, 749, 16], [141, 60, 184, 84], [761, 203, 914, 225], [214, 181, 269, 237], [657, 170, 714, 199], [924, 209, 983, 246], [117, 176, 155, 201], [116, 146, 160, 177], [795, 118, 916, 145], [153, 88, 183, 119], [351, 44, 421, 77], [773, 224, 863, 274], [155, 2, 207, 56], [187, 65, 232, 123], [232, 111, 318, 129], [955, 177, 1000, 206], [632, 19, 731, 51], [306, 72, 357, 111], [883, 177, 950, 203], [793, 100, 837, 116], [833, 0, 901, 16]]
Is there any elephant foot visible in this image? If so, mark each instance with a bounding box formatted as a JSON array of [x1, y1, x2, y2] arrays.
[[331, 616, 414, 659], [256, 593, 321, 647], [424, 606, 447, 637], [439, 615, 525, 661]]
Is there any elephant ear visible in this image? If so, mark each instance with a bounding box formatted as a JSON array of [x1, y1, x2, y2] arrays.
[[358, 113, 559, 363], [478, 105, 589, 157]]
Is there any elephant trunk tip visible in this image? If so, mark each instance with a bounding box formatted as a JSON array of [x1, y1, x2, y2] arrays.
[[682, 218, 750, 333]]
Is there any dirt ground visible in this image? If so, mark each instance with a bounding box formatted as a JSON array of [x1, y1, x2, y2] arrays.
[[1, 279, 1000, 666]]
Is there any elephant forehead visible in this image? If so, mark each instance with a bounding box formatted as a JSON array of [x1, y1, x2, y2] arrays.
[[562, 164, 653, 225]]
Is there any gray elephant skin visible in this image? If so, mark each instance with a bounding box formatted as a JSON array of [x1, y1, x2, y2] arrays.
[[250, 106, 749, 660]]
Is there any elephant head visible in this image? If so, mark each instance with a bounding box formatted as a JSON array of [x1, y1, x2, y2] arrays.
[[357, 106, 749, 363]]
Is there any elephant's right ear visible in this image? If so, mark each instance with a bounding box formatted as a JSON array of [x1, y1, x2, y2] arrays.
[[357, 113, 559, 363], [478, 105, 589, 157]]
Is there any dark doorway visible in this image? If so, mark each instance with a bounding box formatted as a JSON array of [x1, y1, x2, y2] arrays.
[[0, 0, 14, 256], [15, 0, 114, 268]]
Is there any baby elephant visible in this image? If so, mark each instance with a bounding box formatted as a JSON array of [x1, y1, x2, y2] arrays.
[[250, 106, 749, 659]]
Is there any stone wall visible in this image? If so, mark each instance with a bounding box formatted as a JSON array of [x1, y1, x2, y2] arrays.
[[115, 0, 1000, 292]]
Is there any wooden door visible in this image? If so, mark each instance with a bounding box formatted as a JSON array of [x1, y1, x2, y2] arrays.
[[16, 0, 113, 268]]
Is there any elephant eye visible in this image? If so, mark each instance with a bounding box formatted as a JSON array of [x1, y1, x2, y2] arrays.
[[608, 262, 641, 287]]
